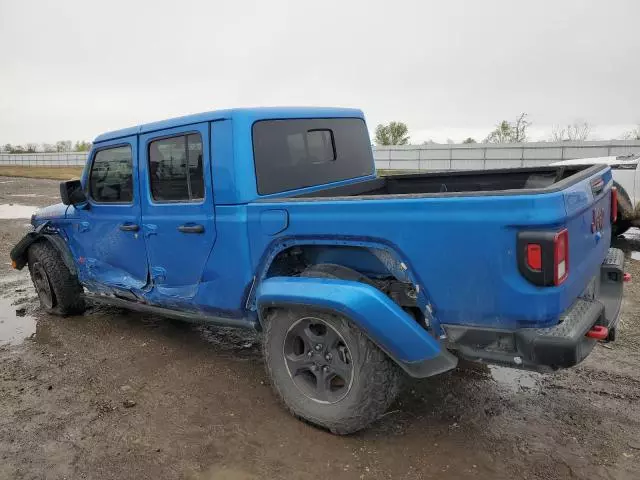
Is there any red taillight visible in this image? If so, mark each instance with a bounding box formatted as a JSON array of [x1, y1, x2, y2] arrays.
[[611, 187, 618, 223], [553, 229, 568, 285], [526, 244, 542, 270]]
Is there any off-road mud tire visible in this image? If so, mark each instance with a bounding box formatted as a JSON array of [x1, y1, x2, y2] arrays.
[[263, 307, 402, 434], [27, 241, 85, 315]]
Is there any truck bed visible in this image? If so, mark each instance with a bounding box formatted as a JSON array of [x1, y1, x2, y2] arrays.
[[289, 165, 594, 199], [249, 163, 612, 331]]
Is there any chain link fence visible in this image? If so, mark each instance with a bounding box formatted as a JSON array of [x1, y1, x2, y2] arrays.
[[0, 152, 88, 167]]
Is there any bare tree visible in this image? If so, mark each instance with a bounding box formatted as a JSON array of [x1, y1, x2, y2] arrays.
[[551, 121, 591, 141], [566, 121, 591, 141], [512, 113, 530, 143], [551, 125, 566, 142], [623, 125, 640, 140]]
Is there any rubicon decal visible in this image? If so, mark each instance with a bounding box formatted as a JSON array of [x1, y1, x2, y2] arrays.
[[592, 207, 605, 234]]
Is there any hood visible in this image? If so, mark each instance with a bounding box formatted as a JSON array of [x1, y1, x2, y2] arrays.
[[551, 154, 639, 168], [33, 203, 69, 223]]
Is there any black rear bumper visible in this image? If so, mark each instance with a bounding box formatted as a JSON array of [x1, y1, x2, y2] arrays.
[[444, 248, 625, 371]]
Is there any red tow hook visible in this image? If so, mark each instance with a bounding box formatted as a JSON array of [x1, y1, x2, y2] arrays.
[[624, 272, 632, 283], [586, 325, 609, 340]]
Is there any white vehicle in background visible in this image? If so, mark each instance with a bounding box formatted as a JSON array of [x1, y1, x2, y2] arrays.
[[552, 154, 640, 235]]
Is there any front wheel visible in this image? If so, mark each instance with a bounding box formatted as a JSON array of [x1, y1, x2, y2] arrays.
[[27, 241, 85, 315], [263, 307, 402, 434]]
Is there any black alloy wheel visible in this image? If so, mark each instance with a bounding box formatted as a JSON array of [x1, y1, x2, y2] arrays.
[[283, 316, 354, 404]]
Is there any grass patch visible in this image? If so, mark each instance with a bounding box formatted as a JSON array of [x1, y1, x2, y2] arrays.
[[378, 169, 423, 176], [0, 166, 84, 180]]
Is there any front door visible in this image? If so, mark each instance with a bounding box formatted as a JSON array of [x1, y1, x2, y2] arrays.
[[74, 136, 149, 291], [139, 123, 216, 301]]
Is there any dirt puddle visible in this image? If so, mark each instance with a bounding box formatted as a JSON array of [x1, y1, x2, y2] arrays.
[[0, 296, 36, 345], [0, 203, 37, 219]]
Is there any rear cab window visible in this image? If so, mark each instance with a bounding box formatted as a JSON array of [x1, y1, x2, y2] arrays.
[[252, 118, 373, 195], [89, 145, 134, 203]]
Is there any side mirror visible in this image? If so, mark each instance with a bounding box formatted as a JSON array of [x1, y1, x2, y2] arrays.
[[60, 180, 88, 206]]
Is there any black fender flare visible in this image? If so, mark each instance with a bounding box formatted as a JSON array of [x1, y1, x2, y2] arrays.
[[10, 223, 77, 275]]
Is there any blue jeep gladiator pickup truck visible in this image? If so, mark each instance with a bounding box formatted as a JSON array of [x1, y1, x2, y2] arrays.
[[11, 107, 625, 433]]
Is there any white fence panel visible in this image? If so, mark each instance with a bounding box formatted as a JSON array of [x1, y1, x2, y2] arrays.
[[375, 140, 640, 171], [418, 148, 449, 170]]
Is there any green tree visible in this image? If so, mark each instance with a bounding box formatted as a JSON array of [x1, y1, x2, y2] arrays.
[[2, 144, 11, 153], [484, 113, 530, 143], [462, 137, 477, 144], [74, 140, 92, 152], [375, 122, 410, 145], [55, 140, 72, 152]]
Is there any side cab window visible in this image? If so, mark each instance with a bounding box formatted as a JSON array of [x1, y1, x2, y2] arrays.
[[89, 145, 134, 203]]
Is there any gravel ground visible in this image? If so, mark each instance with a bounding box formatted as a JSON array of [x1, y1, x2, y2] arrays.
[[1, 176, 640, 480]]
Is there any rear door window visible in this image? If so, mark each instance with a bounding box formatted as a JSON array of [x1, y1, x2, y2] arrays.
[[148, 133, 204, 202], [89, 145, 134, 203], [252, 118, 373, 195]]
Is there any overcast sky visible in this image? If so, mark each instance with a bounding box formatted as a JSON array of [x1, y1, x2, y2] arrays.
[[0, 0, 638, 145]]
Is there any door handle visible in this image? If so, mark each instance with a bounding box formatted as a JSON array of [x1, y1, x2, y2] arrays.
[[119, 223, 140, 232], [178, 224, 204, 234]]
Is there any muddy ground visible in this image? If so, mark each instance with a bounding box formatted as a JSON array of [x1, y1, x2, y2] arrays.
[[1, 176, 640, 480]]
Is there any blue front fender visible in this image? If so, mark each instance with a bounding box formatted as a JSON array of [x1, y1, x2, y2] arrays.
[[255, 277, 457, 377]]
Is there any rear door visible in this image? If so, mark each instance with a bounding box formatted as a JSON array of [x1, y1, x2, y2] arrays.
[[76, 136, 149, 290], [139, 123, 216, 300]]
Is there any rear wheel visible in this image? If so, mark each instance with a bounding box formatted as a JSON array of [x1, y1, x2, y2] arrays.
[[263, 264, 402, 434], [28, 241, 85, 315], [263, 307, 402, 434]]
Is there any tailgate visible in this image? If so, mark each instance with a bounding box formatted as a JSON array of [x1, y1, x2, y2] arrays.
[[561, 167, 614, 302], [513, 165, 614, 327]]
